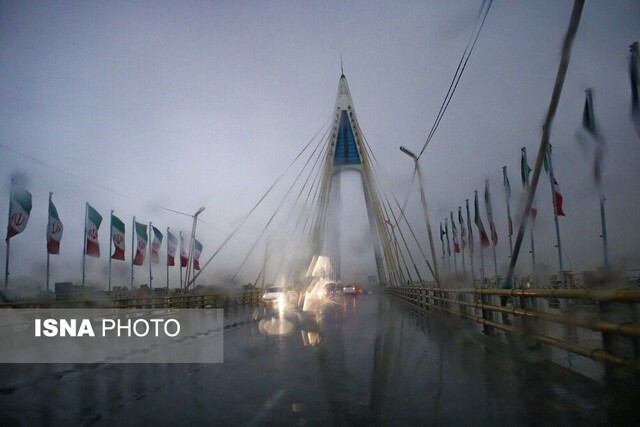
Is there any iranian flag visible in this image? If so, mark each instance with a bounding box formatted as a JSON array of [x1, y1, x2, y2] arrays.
[[6, 183, 32, 239], [47, 198, 63, 254], [194, 239, 203, 270], [85, 204, 102, 257], [444, 220, 450, 256], [553, 178, 566, 216], [520, 149, 532, 187], [133, 221, 148, 265], [503, 167, 513, 236], [484, 180, 498, 245], [167, 230, 177, 266], [582, 88, 604, 185], [179, 232, 188, 267], [151, 226, 163, 264], [521, 148, 538, 221], [111, 214, 125, 260], [439, 222, 445, 258], [474, 191, 490, 249], [458, 207, 466, 250], [451, 212, 460, 253]]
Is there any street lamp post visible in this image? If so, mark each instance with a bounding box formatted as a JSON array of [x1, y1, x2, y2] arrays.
[[399, 146, 440, 285], [184, 207, 205, 290]]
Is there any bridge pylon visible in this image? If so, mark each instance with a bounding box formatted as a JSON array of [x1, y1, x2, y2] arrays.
[[309, 73, 399, 287]]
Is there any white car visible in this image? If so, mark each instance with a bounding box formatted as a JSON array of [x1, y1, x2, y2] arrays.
[[343, 284, 356, 295]]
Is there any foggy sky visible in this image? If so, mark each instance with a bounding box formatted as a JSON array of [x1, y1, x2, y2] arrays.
[[1, 1, 639, 290]]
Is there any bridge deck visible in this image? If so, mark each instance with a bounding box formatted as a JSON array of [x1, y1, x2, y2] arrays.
[[0, 294, 637, 425]]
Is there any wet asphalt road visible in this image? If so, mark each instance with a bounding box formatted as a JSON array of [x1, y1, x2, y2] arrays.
[[0, 293, 638, 426]]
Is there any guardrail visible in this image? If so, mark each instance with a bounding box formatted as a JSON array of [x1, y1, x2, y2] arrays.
[[387, 285, 640, 381]]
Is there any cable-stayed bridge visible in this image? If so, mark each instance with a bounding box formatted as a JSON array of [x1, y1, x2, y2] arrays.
[[1, 70, 639, 426]]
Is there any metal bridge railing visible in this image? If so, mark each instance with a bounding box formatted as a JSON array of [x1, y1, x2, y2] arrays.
[[387, 285, 640, 381]]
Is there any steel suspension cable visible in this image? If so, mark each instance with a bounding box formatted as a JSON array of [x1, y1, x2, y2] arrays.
[[417, 0, 493, 159], [230, 124, 335, 282], [190, 118, 331, 285]]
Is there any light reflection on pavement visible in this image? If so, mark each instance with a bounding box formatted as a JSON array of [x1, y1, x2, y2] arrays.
[[0, 294, 638, 426]]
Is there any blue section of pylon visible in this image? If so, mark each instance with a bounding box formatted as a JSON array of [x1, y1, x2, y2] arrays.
[[334, 110, 360, 166]]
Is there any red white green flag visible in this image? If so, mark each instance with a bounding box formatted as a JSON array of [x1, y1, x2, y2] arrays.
[[439, 222, 446, 259], [553, 178, 566, 216], [502, 167, 513, 236], [6, 183, 32, 239], [582, 88, 605, 185], [450, 212, 460, 253], [167, 230, 177, 266], [85, 204, 102, 258], [458, 207, 467, 250], [444, 219, 451, 256], [180, 232, 188, 267], [47, 198, 63, 254], [194, 239, 203, 270], [111, 214, 125, 260], [133, 221, 148, 265], [520, 149, 531, 188], [484, 180, 498, 245], [474, 191, 490, 249], [151, 226, 163, 264]]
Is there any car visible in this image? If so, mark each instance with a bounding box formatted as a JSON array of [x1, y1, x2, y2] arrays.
[[262, 287, 286, 306], [343, 284, 356, 295]]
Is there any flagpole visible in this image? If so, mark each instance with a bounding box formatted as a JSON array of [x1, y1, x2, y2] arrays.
[[131, 216, 135, 288], [82, 202, 87, 288], [522, 147, 538, 286], [439, 222, 445, 276], [108, 210, 113, 292], [584, 88, 610, 271], [465, 199, 476, 286], [179, 231, 183, 290], [502, 167, 514, 257], [450, 212, 458, 275], [4, 237, 8, 290], [546, 145, 566, 289], [444, 217, 451, 281], [475, 191, 486, 283], [148, 222, 153, 291], [185, 222, 195, 290], [192, 247, 196, 289], [458, 208, 466, 275], [599, 195, 609, 270], [185, 207, 205, 290], [166, 227, 170, 290], [486, 179, 499, 287], [46, 192, 52, 292], [5, 183, 14, 290]]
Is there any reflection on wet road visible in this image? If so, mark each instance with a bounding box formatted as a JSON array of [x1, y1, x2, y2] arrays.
[[1, 294, 638, 425]]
